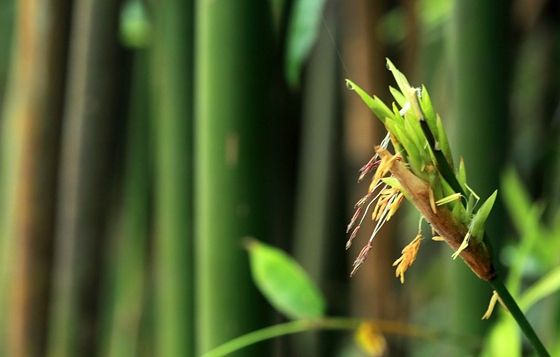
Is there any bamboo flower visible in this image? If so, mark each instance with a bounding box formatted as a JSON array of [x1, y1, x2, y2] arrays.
[[344, 59, 550, 357], [346, 59, 497, 282], [393, 233, 422, 284]]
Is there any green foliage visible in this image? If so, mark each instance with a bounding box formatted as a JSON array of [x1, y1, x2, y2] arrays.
[[520, 266, 560, 311], [347, 61, 495, 243], [346, 80, 394, 124], [120, 0, 152, 49], [285, 0, 328, 87], [483, 168, 560, 357], [246, 239, 326, 320], [385, 59, 413, 97], [379, 0, 452, 44], [470, 190, 497, 241]]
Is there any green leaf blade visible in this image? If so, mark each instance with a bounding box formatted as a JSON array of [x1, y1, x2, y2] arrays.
[[419, 85, 437, 132], [389, 86, 406, 108], [285, 0, 328, 87], [471, 190, 498, 239], [346, 80, 394, 123], [386, 58, 412, 95], [435, 114, 454, 168], [520, 265, 560, 311], [247, 239, 326, 320]]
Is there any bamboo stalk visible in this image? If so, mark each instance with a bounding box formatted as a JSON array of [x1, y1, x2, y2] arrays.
[[449, 0, 509, 351], [150, 0, 194, 355], [0, 0, 15, 91], [46, 0, 125, 355], [196, 0, 272, 354], [292, 3, 339, 355], [0, 0, 70, 355], [101, 50, 150, 357]]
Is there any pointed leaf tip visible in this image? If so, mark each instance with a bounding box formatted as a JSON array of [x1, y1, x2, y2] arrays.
[[346, 80, 393, 124], [471, 190, 498, 239]]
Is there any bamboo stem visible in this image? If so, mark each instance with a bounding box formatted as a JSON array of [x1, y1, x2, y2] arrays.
[[47, 0, 123, 355], [195, 0, 272, 354], [201, 317, 481, 357], [151, 0, 194, 355], [414, 109, 550, 356], [490, 278, 550, 357]]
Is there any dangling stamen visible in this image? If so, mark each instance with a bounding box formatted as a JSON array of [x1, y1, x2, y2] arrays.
[[393, 233, 422, 283]]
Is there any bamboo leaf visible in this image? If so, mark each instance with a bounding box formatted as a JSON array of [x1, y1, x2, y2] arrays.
[[386, 118, 423, 178], [285, 0, 328, 87], [520, 265, 560, 311], [457, 157, 467, 193], [389, 86, 406, 108], [435, 114, 454, 168], [346, 80, 393, 123], [419, 85, 437, 134], [247, 239, 326, 320], [452, 199, 468, 225], [470, 190, 498, 239], [385, 59, 412, 95], [501, 168, 542, 295], [501, 167, 534, 234]]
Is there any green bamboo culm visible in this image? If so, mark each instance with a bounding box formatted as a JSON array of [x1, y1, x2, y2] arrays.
[[101, 50, 150, 357], [202, 317, 482, 357], [47, 0, 122, 355], [151, 0, 194, 356], [292, 4, 340, 356], [449, 0, 509, 353], [196, 0, 272, 355], [0, 0, 68, 355], [490, 278, 550, 357]]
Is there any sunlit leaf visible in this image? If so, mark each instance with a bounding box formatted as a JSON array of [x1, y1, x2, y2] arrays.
[[246, 239, 326, 320], [346, 80, 394, 123], [386, 59, 412, 96], [419, 85, 437, 133], [389, 86, 406, 108], [386, 116, 423, 178]]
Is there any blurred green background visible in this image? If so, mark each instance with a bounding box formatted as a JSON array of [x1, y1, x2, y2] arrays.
[[1, 0, 560, 356]]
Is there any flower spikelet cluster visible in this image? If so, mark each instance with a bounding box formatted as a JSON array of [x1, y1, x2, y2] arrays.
[[346, 59, 497, 282]]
